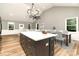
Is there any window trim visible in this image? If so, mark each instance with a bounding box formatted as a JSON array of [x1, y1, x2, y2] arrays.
[[19, 24, 24, 30], [28, 23, 32, 30], [8, 22, 15, 30], [36, 23, 39, 30], [65, 17, 78, 32]]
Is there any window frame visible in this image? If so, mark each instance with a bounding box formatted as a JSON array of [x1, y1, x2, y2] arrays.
[[19, 24, 24, 30], [65, 17, 78, 32], [28, 23, 32, 30], [36, 23, 39, 30], [8, 22, 15, 30]]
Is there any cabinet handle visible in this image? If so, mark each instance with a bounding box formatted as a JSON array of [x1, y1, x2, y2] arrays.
[[46, 42, 49, 47]]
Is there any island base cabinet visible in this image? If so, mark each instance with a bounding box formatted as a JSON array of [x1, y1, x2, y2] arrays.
[[20, 33, 54, 56], [20, 34, 36, 56], [35, 39, 49, 56]]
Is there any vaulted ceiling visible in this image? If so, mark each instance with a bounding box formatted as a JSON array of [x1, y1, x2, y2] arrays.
[[0, 3, 53, 22], [0, 3, 79, 22]]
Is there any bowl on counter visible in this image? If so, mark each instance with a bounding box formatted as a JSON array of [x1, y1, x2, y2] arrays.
[[42, 30, 48, 34]]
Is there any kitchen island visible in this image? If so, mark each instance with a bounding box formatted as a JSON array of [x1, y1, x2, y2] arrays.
[[20, 31, 57, 56]]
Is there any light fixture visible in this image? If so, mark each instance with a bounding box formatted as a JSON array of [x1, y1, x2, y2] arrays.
[[27, 3, 40, 20]]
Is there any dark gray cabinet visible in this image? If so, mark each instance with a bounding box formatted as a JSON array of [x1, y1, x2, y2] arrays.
[[20, 33, 54, 56]]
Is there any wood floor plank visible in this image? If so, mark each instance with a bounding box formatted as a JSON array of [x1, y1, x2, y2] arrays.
[[0, 35, 79, 56]]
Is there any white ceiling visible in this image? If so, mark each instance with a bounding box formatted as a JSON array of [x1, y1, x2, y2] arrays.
[[52, 3, 79, 7], [0, 3, 79, 22]]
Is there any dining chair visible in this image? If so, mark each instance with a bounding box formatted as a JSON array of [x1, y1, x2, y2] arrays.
[[55, 31, 65, 46]]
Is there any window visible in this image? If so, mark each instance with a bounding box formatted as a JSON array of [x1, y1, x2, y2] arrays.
[[8, 22, 15, 30], [19, 24, 24, 30], [28, 23, 31, 30], [36, 23, 39, 30], [65, 17, 78, 32]]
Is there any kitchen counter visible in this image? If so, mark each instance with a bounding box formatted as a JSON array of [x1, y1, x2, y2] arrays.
[[20, 31, 57, 56], [21, 31, 57, 41]]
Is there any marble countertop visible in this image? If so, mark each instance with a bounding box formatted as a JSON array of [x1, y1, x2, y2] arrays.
[[21, 31, 57, 41]]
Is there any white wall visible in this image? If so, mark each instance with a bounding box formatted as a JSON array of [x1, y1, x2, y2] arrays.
[[1, 29, 25, 35], [70, 32, 79, 41], [40, 7, 79, 41], [40, 7, 79, 30]]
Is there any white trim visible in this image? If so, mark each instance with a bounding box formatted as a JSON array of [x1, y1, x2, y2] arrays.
[[76, 17, 78, 32], [19, 24, 24, 30], [65, 17, 78, 32], [8, 22, 15, 30], [65, 18, 67, 31], [36, 23, 39, 30], [28, 23, 32, 29]]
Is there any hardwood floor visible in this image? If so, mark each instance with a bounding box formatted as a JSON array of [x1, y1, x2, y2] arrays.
[[0, 35, 79, 56], [54, 41, 79, 56], [0, 35, 26, 56]]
